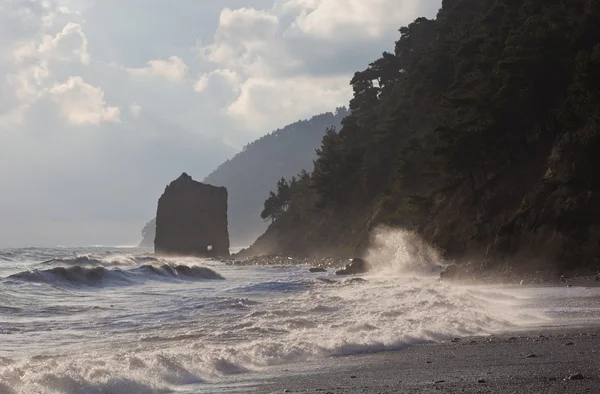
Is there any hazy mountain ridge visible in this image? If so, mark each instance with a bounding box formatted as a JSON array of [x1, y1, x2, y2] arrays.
[[204, 108, 349, 246], [244, 0, 600, 275]]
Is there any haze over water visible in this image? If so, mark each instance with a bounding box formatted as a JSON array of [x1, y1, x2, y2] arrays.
[[2, 232, 600, 393]]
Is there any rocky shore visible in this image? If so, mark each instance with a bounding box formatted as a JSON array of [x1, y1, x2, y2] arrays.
[[224, 253, 600, 287], [223, 254, 351, 269]]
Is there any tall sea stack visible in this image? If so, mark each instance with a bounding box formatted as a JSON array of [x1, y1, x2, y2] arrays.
[[155, 173, 230, 257]]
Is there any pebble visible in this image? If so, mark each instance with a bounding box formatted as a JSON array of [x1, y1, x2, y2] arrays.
[[434, 380, 445, 384], [478, 379, 486, 383], [567, 373, 584, 380], [451, 337, 460, 342], [526, 354, 538, 358], [350, 375, 357, 379]]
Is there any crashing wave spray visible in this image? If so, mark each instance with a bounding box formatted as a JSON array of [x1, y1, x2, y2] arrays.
[[364, 226, 446, 276]]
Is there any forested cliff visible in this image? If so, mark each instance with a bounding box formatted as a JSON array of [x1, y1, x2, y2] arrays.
[[247, 0, 600, 273]]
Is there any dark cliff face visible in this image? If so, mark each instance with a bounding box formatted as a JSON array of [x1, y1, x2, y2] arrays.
[[155, 173, 229, 257], [492, 123, 600, 272]]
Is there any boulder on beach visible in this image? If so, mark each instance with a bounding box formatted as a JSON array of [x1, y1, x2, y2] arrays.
[[309, 267, 327, 273], [155, 173, 230, 257], [335, 258, 369, 276]]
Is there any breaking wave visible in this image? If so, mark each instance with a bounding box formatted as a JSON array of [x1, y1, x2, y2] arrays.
[[1, 235, 579, 394], [0, 275, 544, 393], [6, 264, 224, 287], [136, 264, 224, 280], [40, 255, 160, 267]]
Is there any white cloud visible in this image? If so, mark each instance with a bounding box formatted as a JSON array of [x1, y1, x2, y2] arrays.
[[48, 76, 121, 125], [40, 4, 75, 29], [194, 68, 240, 93], [12, 40, 38, 63], [227, 75, 351, 130], [38, 22, 90, 64], [127, 56, 189, 82], [199, 8, 295, 77], [286, 0, 421, 40], [0, 1, 91, 127], [11, 61, 49, 102], [219, 7, 279, 42]]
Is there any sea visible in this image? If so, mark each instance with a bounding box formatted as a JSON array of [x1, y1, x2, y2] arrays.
[[1, 230, 600, 393]]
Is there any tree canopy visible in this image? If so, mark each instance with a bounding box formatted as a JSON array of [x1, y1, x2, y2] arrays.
[[254, 0, 600, 270]]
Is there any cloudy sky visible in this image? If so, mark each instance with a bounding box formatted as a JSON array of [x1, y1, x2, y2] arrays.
[[0, 0, 440, 247]]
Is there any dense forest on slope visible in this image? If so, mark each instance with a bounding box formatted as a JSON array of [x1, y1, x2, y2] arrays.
[[247, 0, 600, 274], [139, 109, 349, 247]]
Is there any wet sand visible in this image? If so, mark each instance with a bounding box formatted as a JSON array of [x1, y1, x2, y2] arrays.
[[207, 326, 600, 393]]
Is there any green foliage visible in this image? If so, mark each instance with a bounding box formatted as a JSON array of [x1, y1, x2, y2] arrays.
[[261, 178, 291, 222], [259, 0, 600, 260]]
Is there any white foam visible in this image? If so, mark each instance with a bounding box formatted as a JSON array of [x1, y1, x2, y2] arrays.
[[0, 232, 560, 393], [1, 277, 541, 392]]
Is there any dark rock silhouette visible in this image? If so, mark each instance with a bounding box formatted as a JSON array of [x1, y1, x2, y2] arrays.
[[335, 258, 369, 276], [309, 267, 327, 273], [155, 173, 229, 257]]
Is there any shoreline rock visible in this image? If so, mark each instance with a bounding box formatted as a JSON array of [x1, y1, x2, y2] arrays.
[[336, 258, 369, 276], [155, 173, 230, 257]]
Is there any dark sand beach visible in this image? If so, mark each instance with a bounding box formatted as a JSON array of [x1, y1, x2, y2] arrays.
[[207, 326, 600, 394]]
